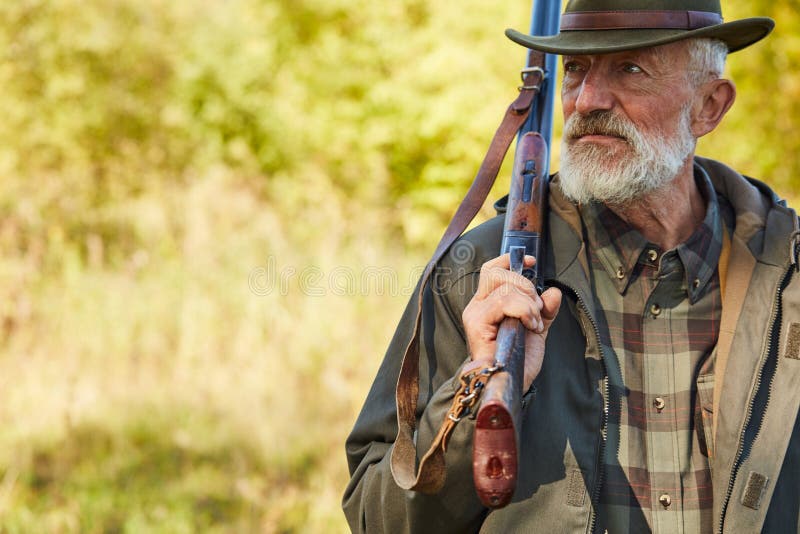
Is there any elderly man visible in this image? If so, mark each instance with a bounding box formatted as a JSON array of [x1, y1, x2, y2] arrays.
[[344, 1, 800, 532]]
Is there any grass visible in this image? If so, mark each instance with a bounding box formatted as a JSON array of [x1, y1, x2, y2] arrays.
[[0, 168, 414, 532]]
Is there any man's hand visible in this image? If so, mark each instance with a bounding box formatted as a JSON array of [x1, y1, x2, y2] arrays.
[[461, 253, 562, 392]]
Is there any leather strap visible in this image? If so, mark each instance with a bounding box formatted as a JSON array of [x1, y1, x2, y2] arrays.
[[561, 10, 723, 31], [390, 53, 545, 494]]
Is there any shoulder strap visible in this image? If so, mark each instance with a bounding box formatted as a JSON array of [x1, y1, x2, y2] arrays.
[[390, 59, 544, 493]]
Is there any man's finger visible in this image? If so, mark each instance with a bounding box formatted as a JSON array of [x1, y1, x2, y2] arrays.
[[479, 288, 542, 332], [540, 287, 562, 326], [475, 254, 538, 299]]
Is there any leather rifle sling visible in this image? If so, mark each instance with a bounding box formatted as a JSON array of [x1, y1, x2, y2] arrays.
[[390, 54, 545, 494]]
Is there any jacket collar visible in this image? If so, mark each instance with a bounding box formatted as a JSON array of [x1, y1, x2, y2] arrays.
[[695, 157, 799, 269]]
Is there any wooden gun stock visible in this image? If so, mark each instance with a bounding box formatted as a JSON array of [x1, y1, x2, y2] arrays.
[[473, 132, 549, 509]]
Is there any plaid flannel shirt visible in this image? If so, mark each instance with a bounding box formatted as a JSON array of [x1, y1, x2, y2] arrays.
[[580, 169, 734, 533]]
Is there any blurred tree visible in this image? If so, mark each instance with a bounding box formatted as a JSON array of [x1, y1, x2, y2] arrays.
[[0, 0, 794, 261], [697, 0, 800, 200]]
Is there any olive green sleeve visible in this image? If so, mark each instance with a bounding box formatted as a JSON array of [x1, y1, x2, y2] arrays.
[[342, 265, 488, 533]]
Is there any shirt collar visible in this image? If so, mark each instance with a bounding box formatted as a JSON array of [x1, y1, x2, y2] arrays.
[[580, 166, 724, 304]]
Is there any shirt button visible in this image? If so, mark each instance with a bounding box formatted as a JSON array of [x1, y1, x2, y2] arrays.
[[650, 303, 662, 316], [659, 494, 672, 508], [653, 397, 666, 411], [616, 267, 625, 279], [647, 249, 658, 262], [693, 278, 701, 288]]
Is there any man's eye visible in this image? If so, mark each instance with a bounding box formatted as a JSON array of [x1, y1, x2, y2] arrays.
[[622, 64, 643, 74], [564, 62, 583, 73]]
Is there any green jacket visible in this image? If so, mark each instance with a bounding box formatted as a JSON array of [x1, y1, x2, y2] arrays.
[[344, 157, 800, 533]]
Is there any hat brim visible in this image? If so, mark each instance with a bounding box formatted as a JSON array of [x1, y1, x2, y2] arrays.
[[505, 17, 774, 55]]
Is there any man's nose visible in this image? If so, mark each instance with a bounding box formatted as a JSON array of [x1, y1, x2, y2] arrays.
[[574, 71, 616, 115]]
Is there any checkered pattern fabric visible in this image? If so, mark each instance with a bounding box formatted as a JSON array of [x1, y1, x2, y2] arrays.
[[580, 169, 733, 533]]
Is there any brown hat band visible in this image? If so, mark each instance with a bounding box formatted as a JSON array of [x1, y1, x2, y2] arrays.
[[561, 10, 724, 31]]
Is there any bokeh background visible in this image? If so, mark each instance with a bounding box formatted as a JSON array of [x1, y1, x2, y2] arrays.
[[0, 0, 796, 532]]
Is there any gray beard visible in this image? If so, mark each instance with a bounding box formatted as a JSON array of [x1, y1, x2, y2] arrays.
[[558, 108, 695, 206]]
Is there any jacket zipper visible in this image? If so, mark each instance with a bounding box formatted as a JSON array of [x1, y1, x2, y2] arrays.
[[716, 264, 795, 533], [551, 281, 607, 534]]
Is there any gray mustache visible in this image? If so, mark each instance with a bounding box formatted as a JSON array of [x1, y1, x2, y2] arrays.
[[564, 111, 636, 142]]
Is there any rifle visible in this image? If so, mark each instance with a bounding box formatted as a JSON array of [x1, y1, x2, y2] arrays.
[[389, 0, 560, 503], [473, 132, 549, 508], [473, 0, 560, 509]]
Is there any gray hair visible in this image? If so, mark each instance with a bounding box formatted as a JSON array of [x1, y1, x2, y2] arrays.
[[686, 38, 728, 85]]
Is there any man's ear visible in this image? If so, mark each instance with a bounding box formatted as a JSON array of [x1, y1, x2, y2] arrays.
[[691, 79, 736, 138]]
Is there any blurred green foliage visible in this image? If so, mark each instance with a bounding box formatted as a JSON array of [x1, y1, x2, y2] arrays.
[[698, 0, 800, 196], [0, 0, 795, 262], [0, 0, 531, 262], [0, 0, 796, 532]]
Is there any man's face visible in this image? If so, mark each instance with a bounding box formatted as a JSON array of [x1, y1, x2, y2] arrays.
[[558, 41, 698, 205]]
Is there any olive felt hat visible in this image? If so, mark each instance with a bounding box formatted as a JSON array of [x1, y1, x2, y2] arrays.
[[506, 0, 774, 55]]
